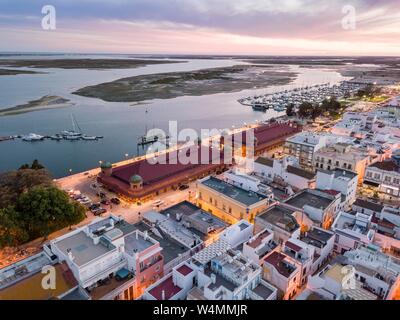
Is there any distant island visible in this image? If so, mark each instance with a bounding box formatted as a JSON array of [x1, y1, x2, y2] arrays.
[[73, 65, 298, 102], [0, 58, 184, 70], [0, 95, 74, 116], [0, 68, 44, 76]]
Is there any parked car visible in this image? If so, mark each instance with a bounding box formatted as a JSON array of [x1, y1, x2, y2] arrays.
[[89, 203, 101, 211], [101, 199, 111, 205], [179, 184, 189, 191], [98, 192, 106, 198], [111, 198, 121, 205], [93, 208, 107, 216]]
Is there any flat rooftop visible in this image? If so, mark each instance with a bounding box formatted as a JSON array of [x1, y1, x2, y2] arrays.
[[201, 176, 267, 206], [161, 201, 228, 236], [204, 267, 237, 292], [251, 281, 275, 299], [285, 190, 334, 210], [134, 222, 189, 264], [53, 231, 115, 267], [257, 204, 299, 232], [0, 263, 77, 300], [301, 228, 334, 248], [124, 230, 156, 254], [0, 252, 52, 290]]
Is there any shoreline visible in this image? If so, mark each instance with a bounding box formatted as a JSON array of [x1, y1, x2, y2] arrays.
[[0, 95, 74, 117], [72, 65, 298, 103]]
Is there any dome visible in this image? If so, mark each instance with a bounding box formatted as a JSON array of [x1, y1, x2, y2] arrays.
[[130, 174, 143, 184], [100, 162, 112, 169]]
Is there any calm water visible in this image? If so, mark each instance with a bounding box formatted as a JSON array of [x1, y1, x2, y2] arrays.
[[0, 55, 348, 177]]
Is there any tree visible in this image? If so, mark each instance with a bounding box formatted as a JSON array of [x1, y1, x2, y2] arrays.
[[16, 186, 86, 240], [0, 206, 29, 248], [31, 159, 45, 170], [298, 102, 315, 118], [286, 103, 295, 117], [0, 168, 53, 208]]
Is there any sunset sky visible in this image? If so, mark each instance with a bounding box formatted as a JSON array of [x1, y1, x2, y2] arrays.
[[0, 0, 399, 55]]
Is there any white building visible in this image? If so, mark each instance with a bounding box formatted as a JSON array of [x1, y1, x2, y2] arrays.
[[364, 159, 400, 199], [284, 189, 341, 229], [253, 156, 316, 190], [50, 216, 129, 289], [316, 169, 358, 211], [219, 220, 254, 249], [222, 169, 274, 197], [263, 250, 301, 300], [242, 229, 277, 265], [344, 246, 400, 299], [331, 211, 375, 254], [306, 264, 377, 300]]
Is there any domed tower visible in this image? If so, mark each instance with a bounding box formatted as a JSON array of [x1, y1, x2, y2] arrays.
[[100, 162, 113, 176], [130, 174, 143, 190]]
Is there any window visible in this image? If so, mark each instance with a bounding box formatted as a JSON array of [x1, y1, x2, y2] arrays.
[[385, 176, 391, 183]]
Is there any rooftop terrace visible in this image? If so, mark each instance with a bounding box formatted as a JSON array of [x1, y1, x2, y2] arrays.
[[257, 204, 299, 232], [285, 189, 335, 210], [53, 231, 116, 267], [200, 176, 267, 206]]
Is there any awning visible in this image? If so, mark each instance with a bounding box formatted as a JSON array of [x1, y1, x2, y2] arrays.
[[116, 268, 130, 280], [363, 180, 379, 187]]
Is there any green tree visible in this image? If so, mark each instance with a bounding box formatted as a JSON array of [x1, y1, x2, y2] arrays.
[[286, 103, 295, 117], [298, 102, 314, 118], [0, 206, 29, 248], [0, 169, 53, 208], [30, 159, 45, 170], [16, 186, 86, 240]]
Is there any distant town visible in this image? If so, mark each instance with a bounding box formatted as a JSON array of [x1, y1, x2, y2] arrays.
[[1, 75, 400, 301]]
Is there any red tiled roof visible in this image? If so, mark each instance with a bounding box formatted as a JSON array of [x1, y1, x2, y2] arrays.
[[264, 251, 296, 278], [322, 189, 341, 196], [148, 276, 182, 300], [370, 160, 399, 172], [99, 145, 227, 198], [247, 230, 270, 249], [176, 265, 193, 276], [228, 122, 301, 150]]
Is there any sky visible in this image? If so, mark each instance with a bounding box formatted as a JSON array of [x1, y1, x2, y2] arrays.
[[0, 0, 399, 56]]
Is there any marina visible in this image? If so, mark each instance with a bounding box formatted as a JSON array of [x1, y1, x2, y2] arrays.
[[19, 115, 103, 143], [0, 57, 347, 177], [239, 81, 366, 112]]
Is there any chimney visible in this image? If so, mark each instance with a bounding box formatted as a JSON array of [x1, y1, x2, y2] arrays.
[[67, 248, 75, 262], [136, 230, 139, 240], [161, 290, 165, 300], [211, 273, 216, 284], [144, 230, 148, 241]]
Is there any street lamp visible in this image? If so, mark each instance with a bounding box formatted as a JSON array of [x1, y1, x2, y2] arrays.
[[125, 153, 129, 159], [68, 168, 73, 175]]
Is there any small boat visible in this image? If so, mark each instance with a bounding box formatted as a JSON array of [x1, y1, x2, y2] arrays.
[[138, 135, 159, 146], [22, 133, 44, 141], [64, 135, 81, 141], [252, 104, 267, 112], [50, 134, 63, 141], [81, 135, 98, 141]]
